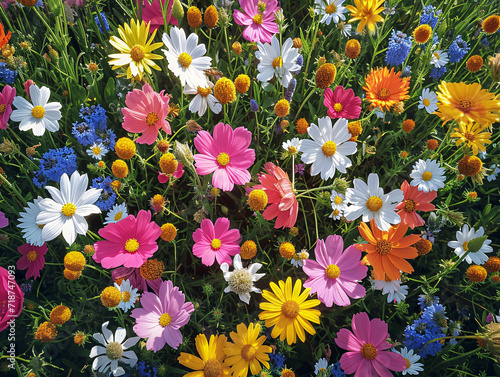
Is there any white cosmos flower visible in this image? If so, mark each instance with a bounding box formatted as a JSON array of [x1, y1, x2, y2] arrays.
[[17, 196, 45, 247], [418, 88, 438, 114], [220, 254, 265, 304], [314, 358, 329, 375], [393, 347, 424, 375], [372, 278, 408, 303], [115, 279, 139, 312], [329, 189, 347, 220], [10, 85, 62, 136], [447, 224, 492, 265], [344, 173, 403, 231], [256, 35, 300, 88], [430, 50, 449, 68], [86, 142, 108, 160], [90, 321, 139, 377], [282, 137, 302, 155], [36, 171, 102, 245], [184, 79, 222, 116], [315, 0, 347, 25], [105, 202, 128, 225], [162, 27, 211, 88], [409, 159, 445, 193], [299, 117, 357, 180]]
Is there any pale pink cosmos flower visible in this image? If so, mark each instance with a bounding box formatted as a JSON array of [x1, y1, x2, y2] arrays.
[[122, 83, 171, 145], [131, 279, 194, 352], [93, 210, 162, 269], [335, 312, 407, 376], [0, 84, 15, 129], [16, 243, 47, 280], [233, 0, 280, 43], [192, 217, 241, 266], [194, 122, 255, 192], [303, 235, 367, 307], [323, 86, 362, 119], [143, 0, 178, 32]]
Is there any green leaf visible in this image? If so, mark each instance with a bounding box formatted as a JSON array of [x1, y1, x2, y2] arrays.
[[261, 82, 274, 92], [467, 235, 488, 254], [104, 77, 116, 105]]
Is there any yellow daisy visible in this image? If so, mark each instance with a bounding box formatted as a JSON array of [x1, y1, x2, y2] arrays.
[[223, 323, 271, 377], [258, 277, 321, 345], [108, 19, 163, 80], [451, 122, 492, 156], [178, 334, 231, 377], [346, 0, 385, 34]]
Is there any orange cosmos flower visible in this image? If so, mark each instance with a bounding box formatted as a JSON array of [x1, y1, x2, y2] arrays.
[[356, 219, 420, 281], [363, 67, 410, 111]]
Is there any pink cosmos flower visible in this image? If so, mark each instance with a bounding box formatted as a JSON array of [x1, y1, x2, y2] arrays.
[[0, 84, 15, 129], [112, 265, 162, 293], [194, 122, 255, 192], [303, 235, 367, 307], [143, 0, 178, 32], [23, 79, 35, 99], [65, 0, 83, 6], [254, 162, 298, 229], [16, 243, 47, 280], [131, 279, 194, 352], [395, 180, 436, 229], [93, 210, 162, 269], [0, 211, 7, 228], [233, 0, 279, 43], [157, 162, 184, 183], [335, 312, 406, 376], [0, 266, 24, 332], [122, 83, 171, 145], [323, 86, 362, 119], [192, 217, 241, 266]]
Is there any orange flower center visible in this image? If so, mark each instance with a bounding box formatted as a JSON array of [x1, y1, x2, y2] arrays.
[[376, 240, 392, 255], [423, 98, 430, 106], [159, 313, 172, 327], [253, 14, 263, 24], [204, 359, 223, 377], [321, 141, 337, 156], [325, 264, 341, 279], [325, 4, 337, 14], [377, 88, 391, 100], [241, 344, 257, 361], [463, 241, 469, 251], [211, 238, 222, 250], [404, 358, 411, 369], [130, 45, 145, 62], [333, 103, 343, 112], [178, 52, 192, 68], [27, 250, 37, 262], [125, 238, 140, 253], [459, 99, 471, 111], [422, 172, 433, 181], [404, 199, 416, 213], [146, 112, 159, 126], [366, 196, 383, 212], [361, 343, 378, 360], [281, 300, 300, 319], [122, 291, 131, 303], [464, 131, 475, 141], [217, 152, 230, 166], [272, 57, 283, 69], [197, 87, 211, 97]]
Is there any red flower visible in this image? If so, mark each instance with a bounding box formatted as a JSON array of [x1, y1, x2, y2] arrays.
[[323, 86, 362, 119], [395, 180, 436, 229]]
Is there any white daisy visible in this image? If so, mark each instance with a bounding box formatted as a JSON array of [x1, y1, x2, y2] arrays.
[[329, 189, 347, 220], [409, 159, 445, 193], [17, 196, 45, 247], [184, 79, 222, 116], [104, 203, 128, 225], [314, 358, 329, 375], [86, 142, 108, 160], [115, 279, 139, 313], [430, 50, 448, 68], [89, 321, 139, 377], [299, 117, 357, 180], [36, 171, 102, 245], [282, 137, 302, 155], [315, 0, 347, 25], [256, 35, 300, 88], [393, 347, 424, 375], [220, 254, 265, 304], [447, 224, 492, 265], [418, 88, 438, 114], [10, 85, 62, 136], [344, 173, 403, 231], [338, 22, 352, 37], [162, 26, 212, 88], [372, 278, 408, 303], [291, 250, 309, 268]]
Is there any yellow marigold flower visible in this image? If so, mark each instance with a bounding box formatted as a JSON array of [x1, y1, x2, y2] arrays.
[[112, 159, 129, 178], [50, 305, 71, 325], [467, 55, 484, 72], [139, 259, 164, 280], [451, 122, 492, 156], [248, 189, 268, 211], [414, 238, 432, 256], [100, 286, 122, 308], [466, 265, 487, 283], [281, 369, 295, 377], [84, 244, 95, 256], [223, 322, 272, 377], [484, 256, 500, 273], [111, 180, 122, 191], [279, 242, 295, 259], [413, 24, 432, 44], [483, 15, 500, 34], [241, 240, 258, 259], [492, 275, 500, 283], [458, 155, 482, 176], [160, 223, 177, 242], [115, 137, 136, 160], [88, 62, 98, 72], [296, 118, 309, 134], [74, 331, 86, 346], [315, 63, 337, 88], [35, 321, 57, 342], [187, 6, 203, 28], [345, 39, 361, 59], [346, 0, 385, 34], [402, 119, 415, 133], [213, 77, 236, 105], [400, 151, 408, 158], [156, 140, 170, 153], [64, 251, 85, 272], [347, 121, 362, 141], [178, 334, 230, 376], [108, 19, 163, 80], [274, 99, 290, 118], [159, 152, 178, 175], [204, 5, 219, 28], [63, 268, 82, 280], [232, 41, 242, 55], [97, 161, 105, 169], [259, 277, 321, 345], [363, 67, 410, 110], [234, 74, 251, 94]]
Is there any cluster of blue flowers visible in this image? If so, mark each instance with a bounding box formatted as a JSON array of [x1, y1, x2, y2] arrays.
[[94, 12, 110, 33], [91, 176, 117, 211], [385, 29, 412, 66], [250, 99, 259, 112], [430, 66, 447, 81], [122, 361, 158, 377], [0, 62, 17, 85], [331, 361, 347, 377], [72, 104, 116, 150], [420, 5, 440, 29], [449, 35, 470, 63], [269, 352, 285, 370], [33, 147, 78, 188]]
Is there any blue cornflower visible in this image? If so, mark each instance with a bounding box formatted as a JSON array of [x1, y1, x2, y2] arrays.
[[0, 62, 17, 84], [72, 122, 97, 147], [250, 99, 259, 112], [417, 294, 440, 310], [423, 303, 448, 328], [20, 282, 33, 293], [91, 176, 117, 211], [285, 78, 297, 102], [292, 54, 303, 74], [420, 5, 439, 29], [448, 35, 470, 63], [331, 361, 347, 377], [94, 12, 110, 33], [481, 37, 489, 46], [33, 147, 78, 188], [430, 66, 446, 80], [84, 104, 108, 131], [269, 352, 285, 370], [385, 29, 412, 66], [401, 65, 412, 77]]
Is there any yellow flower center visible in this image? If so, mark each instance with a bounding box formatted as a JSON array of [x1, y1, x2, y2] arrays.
[[464, 131, 475, 141], [130, 45, 145, 62], [146, 112, 159, 126], [31, 106, 45, 119], [178, 52, 193, 68], [37, 223, 45, 229], [125, 238, 140, 253], [366, 196, 383, 212], [463, 241, 469, 251], [61, 203, 76, 217], [217, 152, 230, 166], [272, 56, 283, 69], [288, 146, 298, 154], [333, 103, 343, 112], [404, 199, 416, 213], [281, 300, 300, 319], [377, 88, 391, 100], [376, 240, 392, 255], [27, 250, 37, 262], [197, 87, 212, 97], [334, 195, 342, 205], [122, 291, 131, 303], [211, 238, 222, 250], [423, 98, 430, 106], [325, 3, 337, 14], [422, 171, 433, 181], [253, 14, 263, 24], [322, 141, 337, 157], [204, 359, 223, 377], [404, 358, 411, 369], [433, 52, 440, 59], [241, 344, 257, 361], [114, 212, 123, 221], [92, 146, 101, 155], [159, 313, 172, 327], [332, 209, 340, 217], [325, 264, 341, 279], [0, 104, 6, 113], [459, 99, 471, 111], [361, 343, 378, 360]]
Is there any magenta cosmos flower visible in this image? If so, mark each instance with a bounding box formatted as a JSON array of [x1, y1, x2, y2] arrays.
[[233, 0, 279, 43], [192, 217, 241, 266], [335, 312, 406, 376], [142, 0, 178, 32], [194, 122, 255, 192], [323, 86, 362, 119], [16, 243, 47, 280], [131, 279, 194, 352], [93, 210, 162, 269], [0, 84, 16, 129], [122, 83, 171, 145], [0, 266, 24, 332], [303, 235, 367, 307]]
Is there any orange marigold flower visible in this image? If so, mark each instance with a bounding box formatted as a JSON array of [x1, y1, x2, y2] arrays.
[[204, 5, 219, 29], [296, 118, 309, 134], [187, 6, 202, 28], [427, 139, 439, 150], [483, 15, 500, 34], [414, 238, 432, 256], [345, 39, 361, 59], [400, 151, 408, 158], [279, 242, 295, 259], [315, 63, 337, 88], [466, 265, 487, 282], [112, 160, 129, 178], [232, 41, 242, 55], [484, 256, 500, 273], [363, 67, 410, 111], [467, 55, 484, 72], [274, 99, 290, 117], [402, 119, 415, 133], [492, 275, 500, 283], [50, 305, 71, 325], [458, 155, 482, 176], [35, 321, 57, 342], [234, 74, 251, 94], [413, 24, 432, 44], [240, 240, 258, 259]]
